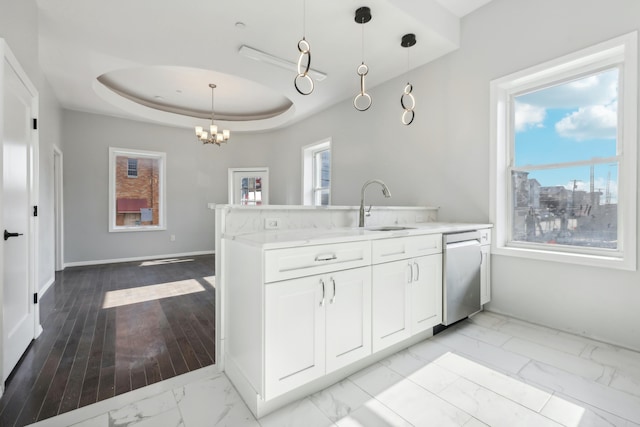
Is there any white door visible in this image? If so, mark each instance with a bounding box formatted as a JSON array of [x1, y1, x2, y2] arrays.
[[325, 267, 371, 373], [371, 261, 411, 352], [264, 275, 325, 399], [228, 167, 269, 205], [2, 54, 36, 381], [410, 254, 442, 334]]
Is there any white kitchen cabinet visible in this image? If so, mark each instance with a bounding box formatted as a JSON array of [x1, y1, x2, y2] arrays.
[[411, 254, 442, 334], [371, 235, 442, 353], [264, 275, 326, 398], [325, 268, 372, 372], [264, 266, 371, 398], [372, 261, 411, 351], [480, 228, 491, 305]]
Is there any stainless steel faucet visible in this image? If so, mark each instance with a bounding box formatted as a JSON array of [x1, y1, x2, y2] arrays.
[[359, 179, 391, 227]]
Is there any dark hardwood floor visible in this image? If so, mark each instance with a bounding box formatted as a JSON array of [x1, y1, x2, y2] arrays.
[[0, 255, 215, 427]]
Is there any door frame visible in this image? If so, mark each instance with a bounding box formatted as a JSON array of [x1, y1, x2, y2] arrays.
[[0, 39, 40, 388], [53, 145, 63, 271], [227, 167, 269, 205]]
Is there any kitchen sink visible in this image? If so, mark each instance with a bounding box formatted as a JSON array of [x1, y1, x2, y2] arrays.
[[366, 226, 415, 231]]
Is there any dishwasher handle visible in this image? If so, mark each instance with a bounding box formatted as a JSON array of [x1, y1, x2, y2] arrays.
[[446, 240, 480, 250], [445, 230, 481, 244]]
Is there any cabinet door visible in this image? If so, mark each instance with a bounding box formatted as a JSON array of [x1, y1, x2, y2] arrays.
[[326, 267, 372, 373], [480, 245, 491, 305], [372, 261, 411, 352], [410, 254, 442, 334], [264, 276, 325, 399]]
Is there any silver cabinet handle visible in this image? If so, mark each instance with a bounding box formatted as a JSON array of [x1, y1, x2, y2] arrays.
[[319, 279, 325, 307], [315, 254, 337, 262], [330, 278, 336, 304], [407, 262, 413, 283], [413, 261, 420, 281]]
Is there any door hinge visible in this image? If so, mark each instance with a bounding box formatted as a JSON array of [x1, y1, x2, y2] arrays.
[[34, 293, 38, 304], [33, 206, 38, 217], [32, 118, 38, 130]]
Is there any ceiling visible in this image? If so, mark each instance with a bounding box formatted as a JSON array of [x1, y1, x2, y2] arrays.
[[36, 0, 493, 133]]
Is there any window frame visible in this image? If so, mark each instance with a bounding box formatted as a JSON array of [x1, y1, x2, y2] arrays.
[[490, 32, 637, 270], [109, 147, 167, 233], [302, 139, 331, 206]]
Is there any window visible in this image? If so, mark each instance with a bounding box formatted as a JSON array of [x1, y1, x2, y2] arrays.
[[109, 148, 166, 232], [303, 139, 331, 206], [228, 167, 269, 205], [127, 158, 138, 178], [490, 32, 637, 270]]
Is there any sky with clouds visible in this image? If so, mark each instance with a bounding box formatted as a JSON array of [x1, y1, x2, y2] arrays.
[[514, 68, 619, 202]]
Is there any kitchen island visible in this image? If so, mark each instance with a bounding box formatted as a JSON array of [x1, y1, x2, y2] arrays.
[[216, 205, 491, 418]]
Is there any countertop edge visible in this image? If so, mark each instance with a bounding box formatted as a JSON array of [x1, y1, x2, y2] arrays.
[[224, 222, 493, 250]]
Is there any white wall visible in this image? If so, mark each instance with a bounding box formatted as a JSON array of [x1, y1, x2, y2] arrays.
[[62, 110, 267, 263]]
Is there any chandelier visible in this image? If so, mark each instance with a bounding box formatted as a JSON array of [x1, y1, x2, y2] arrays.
[[195, 83, 230, 146]]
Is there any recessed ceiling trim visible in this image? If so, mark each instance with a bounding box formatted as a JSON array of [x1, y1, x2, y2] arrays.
[[97, 78, 289, 121], [92, 80, 297, 132]]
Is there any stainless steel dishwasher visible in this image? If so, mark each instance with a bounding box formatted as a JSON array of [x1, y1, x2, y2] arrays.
[[442, 231, 482, 326]]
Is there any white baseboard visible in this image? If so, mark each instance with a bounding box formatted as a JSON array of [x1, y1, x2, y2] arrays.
[[39, 276, 56, 298], [63, 250, 215, 269]]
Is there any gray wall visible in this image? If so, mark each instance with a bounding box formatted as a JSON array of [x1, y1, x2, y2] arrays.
[[63, 110, 245, 263], [0, 0, 62, 292], [60, 0, 640, 350]]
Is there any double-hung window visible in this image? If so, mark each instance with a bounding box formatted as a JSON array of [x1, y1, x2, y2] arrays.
[[109, 147, 167, 232], [490, 32, 637, 270], [303, 139, 331, 206]]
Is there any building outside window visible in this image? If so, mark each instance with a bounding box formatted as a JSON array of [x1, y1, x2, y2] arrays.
[[109, 148, 166, 232], [127, 158, 138, 178], [241, 176, 262, 205], [303, 139, 331, 206], [490, 32, 637, 270]]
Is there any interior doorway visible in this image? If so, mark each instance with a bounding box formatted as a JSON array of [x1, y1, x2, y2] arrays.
[[228, 167, 269, 205]]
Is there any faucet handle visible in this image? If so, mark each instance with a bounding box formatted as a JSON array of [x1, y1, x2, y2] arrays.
[[366, 205, 372, 217]]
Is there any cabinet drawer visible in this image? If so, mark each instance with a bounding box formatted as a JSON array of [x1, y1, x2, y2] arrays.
[[265, 241, 371, 282], [372, 234, 441, 264]]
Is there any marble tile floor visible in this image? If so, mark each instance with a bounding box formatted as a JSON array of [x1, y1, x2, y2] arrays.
[[28, 312, 640, 427]]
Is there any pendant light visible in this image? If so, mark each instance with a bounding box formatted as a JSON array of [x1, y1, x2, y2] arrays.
[[400, 33, 416, 125], [294, 0, 314, 95], [353, 6, 372, 112], [194, 84, 230, 146]]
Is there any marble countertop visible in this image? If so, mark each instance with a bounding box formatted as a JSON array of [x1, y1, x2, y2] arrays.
[[224, 222, 492, 250], [213, 204, 440, 211]]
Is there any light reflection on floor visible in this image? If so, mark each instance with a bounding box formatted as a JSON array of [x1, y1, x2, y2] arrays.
[[102, 278, 211, 309]]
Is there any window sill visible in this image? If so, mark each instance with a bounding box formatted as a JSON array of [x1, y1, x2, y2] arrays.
[[492, 244, 635, 271], [109, 226, 166, 233]]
